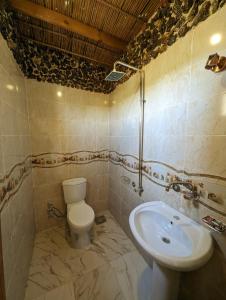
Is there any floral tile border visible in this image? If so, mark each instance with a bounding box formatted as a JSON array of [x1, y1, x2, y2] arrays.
[[109, 151, 226, 184], [0, 150, 109, 212], [109, 151, 226, 217], [0, 156, 32, 211], [32, 150, 109, 168], [1, 149, 226, 217]]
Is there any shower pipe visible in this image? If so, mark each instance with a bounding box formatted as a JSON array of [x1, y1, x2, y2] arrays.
[[114, 61, 145, 196]]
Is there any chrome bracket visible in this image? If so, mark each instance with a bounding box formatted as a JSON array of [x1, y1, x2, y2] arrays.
[[202, 216, 226, 233]]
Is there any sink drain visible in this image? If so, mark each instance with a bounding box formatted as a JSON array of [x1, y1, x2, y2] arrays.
[[162, 237, 170, 244]]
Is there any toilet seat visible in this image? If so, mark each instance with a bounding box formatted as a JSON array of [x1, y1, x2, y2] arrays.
[[68, 201, 95, 231]]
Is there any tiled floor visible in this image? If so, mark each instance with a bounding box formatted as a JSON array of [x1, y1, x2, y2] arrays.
[[24, 211, 152, 300]]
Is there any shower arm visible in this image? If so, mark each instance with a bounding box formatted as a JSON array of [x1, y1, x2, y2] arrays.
[[114, 61, 145, 196]]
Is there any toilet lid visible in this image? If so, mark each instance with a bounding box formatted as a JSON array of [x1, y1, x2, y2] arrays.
[[68, 203, 94, 228]]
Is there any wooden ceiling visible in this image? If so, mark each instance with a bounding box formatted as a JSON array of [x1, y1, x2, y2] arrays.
[[10, 0, 162, 67]]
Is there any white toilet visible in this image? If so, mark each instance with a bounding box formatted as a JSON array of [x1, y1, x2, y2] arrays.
[[62, 177, 95, 249]]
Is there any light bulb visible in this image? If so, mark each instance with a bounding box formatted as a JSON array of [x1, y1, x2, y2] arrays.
[[210, 33, 222, 45], [57, 91, 62, 97]]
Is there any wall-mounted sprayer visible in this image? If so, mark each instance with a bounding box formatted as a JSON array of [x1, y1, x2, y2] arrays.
[[205, 53, 226, 72], [47, 203, 66, 218], [105, 61, 145, 196]]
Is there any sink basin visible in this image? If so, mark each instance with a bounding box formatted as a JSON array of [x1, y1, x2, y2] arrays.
[[129, 201, 213, 300], [129, 201, 213, 271]]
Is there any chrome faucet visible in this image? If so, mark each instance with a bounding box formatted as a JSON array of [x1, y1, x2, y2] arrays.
[[165, 181, 194, 192], [165, 180, 200, 200]]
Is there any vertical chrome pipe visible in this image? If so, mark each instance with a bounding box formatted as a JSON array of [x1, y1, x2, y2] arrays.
[[138, 70, 145, 196], [114, 61, 145, 196]]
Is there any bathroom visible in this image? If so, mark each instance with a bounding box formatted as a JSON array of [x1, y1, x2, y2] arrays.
[[0, 0, 226, 299]]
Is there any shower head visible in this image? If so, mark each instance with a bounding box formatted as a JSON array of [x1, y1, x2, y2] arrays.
[[105, 61, 140, 82], [105, 69, 126, 81]]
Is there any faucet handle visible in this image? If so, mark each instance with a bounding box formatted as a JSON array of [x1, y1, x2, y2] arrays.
[[171, 175, 180, 182]]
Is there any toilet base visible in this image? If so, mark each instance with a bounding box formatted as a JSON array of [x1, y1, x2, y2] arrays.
[[70, 229, 91, 249]]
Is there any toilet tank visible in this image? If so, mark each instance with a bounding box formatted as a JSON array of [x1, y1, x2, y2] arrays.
[[62, 178, 87, 204]]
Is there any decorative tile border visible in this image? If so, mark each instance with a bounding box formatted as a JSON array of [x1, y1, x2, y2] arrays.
[[32, 150, 109, 168], [109, 151, 226, 217], [2, 149, 226, 217], [0, 156, 32, 211], [0, 150, 109, 211], [109, 151, 166, 187], [109, 151, 226, 184]]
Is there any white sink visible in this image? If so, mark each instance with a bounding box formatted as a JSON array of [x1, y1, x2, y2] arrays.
[[129, 201, 213, 300]]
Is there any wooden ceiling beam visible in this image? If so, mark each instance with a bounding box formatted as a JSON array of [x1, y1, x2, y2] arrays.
[[18, 20, 120, 57], [10, 0, 127, 50], [21, 36, 113, 67]]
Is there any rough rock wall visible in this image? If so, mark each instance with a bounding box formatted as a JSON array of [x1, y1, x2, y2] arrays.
[[123, 0, 226, 67], [0, 0, 225, 93]]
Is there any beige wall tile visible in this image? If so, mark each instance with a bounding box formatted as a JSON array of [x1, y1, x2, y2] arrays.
[[108, 6, 226, 299], [33, 182, 65, 231], [27, 79, 110, 231], [33, 166, 70, 187], [184, 135, 226, 176], [186, 93, 226, 135], [109, 5, 226, 221], [0, 33, 35, 300], [1, 5, 226, 300]]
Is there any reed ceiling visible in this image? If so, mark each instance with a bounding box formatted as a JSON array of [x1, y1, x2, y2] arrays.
[[11, 0, 162, 67]]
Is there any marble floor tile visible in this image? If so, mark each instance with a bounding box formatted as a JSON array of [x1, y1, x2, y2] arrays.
[[25, 247, 107, 300], [24, 210, 146, 300], [45, 283, 75, 300], [34, 283, 75, 300], [73, 262, 125, 300], [91, 211, 136, 261], [24, 253, 74, 300], [111, 251, 152, 300], [31, 225, 69, 258]]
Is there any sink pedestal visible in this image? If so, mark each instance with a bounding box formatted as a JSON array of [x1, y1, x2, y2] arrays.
[[129, 201, 213, 300], [151, 261, 180, 300]]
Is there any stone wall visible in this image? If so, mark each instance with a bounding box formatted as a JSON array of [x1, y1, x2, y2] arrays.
[[0, 1, 225, 93]]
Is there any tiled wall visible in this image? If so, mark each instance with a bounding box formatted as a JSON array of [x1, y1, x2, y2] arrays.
[[26, 80, 110, 231], [0, 34, 35, 300], [1, 4, 226, 299], [109, 6, 226, 299]]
